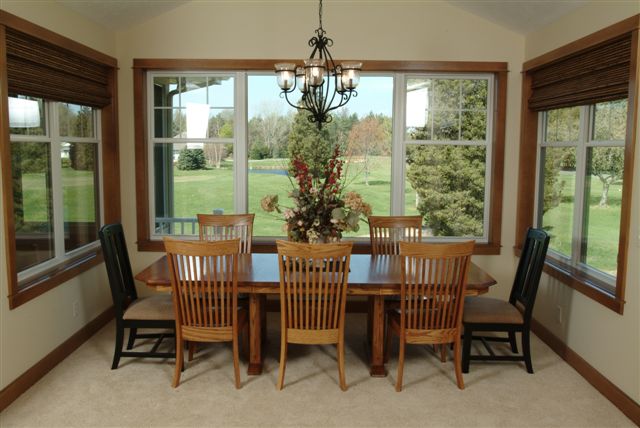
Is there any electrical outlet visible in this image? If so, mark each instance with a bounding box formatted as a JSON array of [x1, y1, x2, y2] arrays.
[[556, 305, 562, 324], [72, 301, 80, 318]]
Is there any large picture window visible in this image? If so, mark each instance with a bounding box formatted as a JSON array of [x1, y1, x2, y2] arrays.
[[9, 96, 102, 282], [134, 60, 506, 253], [536, 100, 627, 292]]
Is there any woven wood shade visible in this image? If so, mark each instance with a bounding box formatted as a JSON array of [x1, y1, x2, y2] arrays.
[[5, 28, 111, 107], [528, 33, 632, 111]]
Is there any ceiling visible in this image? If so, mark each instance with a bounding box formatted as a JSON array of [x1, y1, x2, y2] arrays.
[[56, 0, 591, 34]]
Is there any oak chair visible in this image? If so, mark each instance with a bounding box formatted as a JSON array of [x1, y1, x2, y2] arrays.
[[386, 240, 475, 391], [164, 238, 249, 388], [99, 223, 175, 369], [276, 240, 353, 391], [462, 228, 549, 374], [368, 215, 423, 255], [197, 213, 255, 253]]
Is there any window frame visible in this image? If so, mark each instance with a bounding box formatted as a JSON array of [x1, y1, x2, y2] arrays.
[[0, 12, 120, 309], [133, 59, 507, 255], [515, 15, 639, 314]]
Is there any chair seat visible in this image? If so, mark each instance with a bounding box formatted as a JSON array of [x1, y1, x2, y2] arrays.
[[123, 294, 175, 321], [463, 297, 523, 325]]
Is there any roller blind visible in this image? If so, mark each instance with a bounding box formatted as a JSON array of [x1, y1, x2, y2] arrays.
[[5, 27, 111, 108], [528, 33, 631, 111]]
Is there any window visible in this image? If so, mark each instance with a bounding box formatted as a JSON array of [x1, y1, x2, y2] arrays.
[[1, 13, 120, 309], [516, 16, 638, 313], [10, 96, 102, 282], [133, 60, 506, 253], [536, 101, 627, 293], [403, 75, 493, 240]]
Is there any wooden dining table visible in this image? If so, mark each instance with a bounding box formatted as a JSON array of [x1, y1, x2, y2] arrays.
[[135, 253, 496, 377]]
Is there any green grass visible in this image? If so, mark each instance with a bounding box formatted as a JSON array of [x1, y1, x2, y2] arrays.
[[542, 170, 622, 275]]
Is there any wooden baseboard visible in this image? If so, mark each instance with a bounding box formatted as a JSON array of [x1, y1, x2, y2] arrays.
[[0, 306, 114, 413], [531, 318, 640, 425]]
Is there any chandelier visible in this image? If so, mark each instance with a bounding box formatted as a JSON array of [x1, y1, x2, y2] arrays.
[[274, 0, 362, 128]]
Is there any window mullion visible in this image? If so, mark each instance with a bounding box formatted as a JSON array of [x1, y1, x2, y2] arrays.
[[392, 73, 405, 215], [49, 102, 65, 259], [235, 71, 247, 214], [570, 105, 589, 265]]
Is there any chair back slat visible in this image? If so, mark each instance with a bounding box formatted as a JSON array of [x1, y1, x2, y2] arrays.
[[165, 238, 240, 330], [509, 228, 550, 320], [400, 241, 474, 333], [277, 241, 352, 331], [98, 224, 137, 316], [369, 215, 422, 255], [197, 213, 255, 254]]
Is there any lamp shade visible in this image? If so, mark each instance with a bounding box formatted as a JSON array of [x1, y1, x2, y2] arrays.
[[9, 97, 40, 128], [340, 62, 362, 90], [275, 63, 296, 90]]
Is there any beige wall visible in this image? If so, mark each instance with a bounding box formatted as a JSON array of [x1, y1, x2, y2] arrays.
[[525, 2, 640, 403], [0, 1, 116, 389]]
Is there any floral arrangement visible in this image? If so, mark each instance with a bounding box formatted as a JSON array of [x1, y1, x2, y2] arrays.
[[261, 146, 372, 243]]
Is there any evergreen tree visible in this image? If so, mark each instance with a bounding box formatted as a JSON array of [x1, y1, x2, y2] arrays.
[[287, 110, 333, 178]]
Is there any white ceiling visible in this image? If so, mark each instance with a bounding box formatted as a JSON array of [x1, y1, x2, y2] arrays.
[[448, 0, 590, 35], [57, 0, 189, 31], [56, 0, 592, 35]]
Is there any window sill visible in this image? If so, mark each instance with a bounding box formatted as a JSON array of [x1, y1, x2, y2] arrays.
[[138, 238, 501, 255], [8, 248, 104, 309], [513, 246, 624, 314]]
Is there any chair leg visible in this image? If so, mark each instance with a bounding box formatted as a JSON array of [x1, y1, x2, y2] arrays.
[[395, 336, 405, 392], [112, 322, 124, 370], [126, 328, 137, 350], [508, 331, 518, 353], [188, 342, 196, 362], [232, 335, 241, 389], [172, 330, 183, 388], [453, 338, 465, 390], [522, 329, 534, 374], [384, 323, 393, 364], [440, 344, 447, 363], [277, 332, 287, 390], [337, 335, 347, 391], [462, 326, 472, 374]]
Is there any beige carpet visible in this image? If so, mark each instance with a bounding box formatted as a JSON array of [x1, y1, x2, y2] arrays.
[[0, 313, 633, 427]]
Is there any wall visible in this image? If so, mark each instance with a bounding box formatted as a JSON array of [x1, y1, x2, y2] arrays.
[[525, 2, 640, 403], [0, 2, 116, 389]]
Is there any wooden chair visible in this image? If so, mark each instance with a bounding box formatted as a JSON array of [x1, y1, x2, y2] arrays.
[[98, 223, 175, 369], [276, 240, 353, 391], [462, 228, 549, 374], [385, 240, 475, 391], [197, 213, 255, 253], [368, 215, 424, 356], [368, 215, 423, 255], [164, 238, 249, 388]]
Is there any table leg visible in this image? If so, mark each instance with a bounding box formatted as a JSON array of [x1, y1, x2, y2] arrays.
[[247, 293, 263, 375], [369, 295, 387, 377]]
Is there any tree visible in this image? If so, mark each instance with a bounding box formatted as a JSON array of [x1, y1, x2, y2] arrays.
[[205, 111, 234, 168], [248, 106, 292, 159], [287, 110, 333, 178], [407, 145, 485, 236], [177, 148, 206, 170], [589, 147, 624, 206], [346, 115, 389, 185]]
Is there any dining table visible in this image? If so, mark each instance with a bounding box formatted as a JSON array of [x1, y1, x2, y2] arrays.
[[135, 253, 496, 377]]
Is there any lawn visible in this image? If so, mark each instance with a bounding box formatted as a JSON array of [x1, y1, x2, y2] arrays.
[[542, 170, 622, 275]]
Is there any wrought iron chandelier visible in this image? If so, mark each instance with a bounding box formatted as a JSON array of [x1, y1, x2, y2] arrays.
[[275, 0, 362, 128]]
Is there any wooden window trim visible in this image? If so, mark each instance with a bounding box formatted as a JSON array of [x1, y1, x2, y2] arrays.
[[133, 59, 507, 255], [0, 12, 120, 309], [515, 15, 639, 314]]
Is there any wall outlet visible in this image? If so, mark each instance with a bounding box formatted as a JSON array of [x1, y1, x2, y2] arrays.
[[556, 305, 562, 324], [72, 301, 80, 318]]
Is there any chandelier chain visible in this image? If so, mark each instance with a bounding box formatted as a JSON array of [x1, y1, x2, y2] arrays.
[[318, 0, 323, 30]]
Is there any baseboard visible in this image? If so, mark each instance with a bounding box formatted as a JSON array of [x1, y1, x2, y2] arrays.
[[0, 306, 114, 413], [531, 318, 640, 425]]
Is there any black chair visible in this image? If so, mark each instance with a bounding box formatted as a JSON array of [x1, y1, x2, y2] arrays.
[[99, 223, 175, 369], [461, 227, 550, 373]]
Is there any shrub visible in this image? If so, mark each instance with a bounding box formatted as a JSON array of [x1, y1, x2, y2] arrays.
[[177, 148, 206, 170]]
